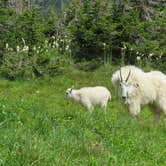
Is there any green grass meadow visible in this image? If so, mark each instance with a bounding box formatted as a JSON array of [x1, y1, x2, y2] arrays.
[[0, 66, 165, 165]]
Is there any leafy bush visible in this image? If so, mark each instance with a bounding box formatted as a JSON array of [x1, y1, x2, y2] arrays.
[[33, 47, 71, 77], [0, 6, 71, 79], [1, 50, 33, 80], [0, 41, 71, 80]]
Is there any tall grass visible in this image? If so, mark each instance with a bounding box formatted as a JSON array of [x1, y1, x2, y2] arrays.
[[0, 66, 165, 165]]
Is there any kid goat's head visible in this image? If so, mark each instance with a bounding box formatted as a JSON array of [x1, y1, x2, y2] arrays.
[[65, 87, 73, 98]]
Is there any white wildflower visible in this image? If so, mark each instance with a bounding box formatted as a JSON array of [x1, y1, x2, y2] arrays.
[[5, 43, 9, 49], [33, 46, 36, 51], [9, 48, 13, 51], [55, 41, 59, 48], [52, 36, 55, 39], [53, 41, 56, 45], [23, 45, 29, 52], [149, 53, 153, 57], [65, 45, 69, 50], [136, 51, 139, 55], [26, 46, 29, 51], [16, 46, 20, 52], [136, 56, 141, 61], [45, 40, 48, 44]]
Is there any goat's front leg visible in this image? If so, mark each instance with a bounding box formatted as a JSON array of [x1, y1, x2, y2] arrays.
[[128, 102, 141, 117]]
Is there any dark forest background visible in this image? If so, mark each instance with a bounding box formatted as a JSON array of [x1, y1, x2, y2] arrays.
[[0, 0, 165, 79]]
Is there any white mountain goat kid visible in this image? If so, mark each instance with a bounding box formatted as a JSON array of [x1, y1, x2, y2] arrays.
[[65, 86, 111, 112], [112, 65, 166, 124]]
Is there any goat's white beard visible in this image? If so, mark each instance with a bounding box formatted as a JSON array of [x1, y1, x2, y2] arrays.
[[124, 98, 131, 105], [119, 96, 131, 105]]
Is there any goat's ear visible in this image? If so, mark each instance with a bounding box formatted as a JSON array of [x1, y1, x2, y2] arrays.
[[70, 85, 74, 92]]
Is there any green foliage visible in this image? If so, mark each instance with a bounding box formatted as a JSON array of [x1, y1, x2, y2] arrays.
[[110, 5, 166, 65], [0, 7, 15, 58], [0, 0, 165, 79], [2, 10, 46, 48], [68, 0, 115, 61], [0, 5, 70, 79], [66, 0, 166, 65], [1, 47, 71, 80], [0, 50, 33, 80], [33, 46, 71, 77]]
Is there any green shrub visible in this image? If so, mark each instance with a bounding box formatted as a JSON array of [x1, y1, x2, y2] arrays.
[[0, 41, 72, 80], [1, 51, 34, 80]]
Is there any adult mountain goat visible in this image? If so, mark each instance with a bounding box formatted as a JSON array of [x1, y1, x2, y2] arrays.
[[111, 65, 166, 124], [65, 86, 111, 112]]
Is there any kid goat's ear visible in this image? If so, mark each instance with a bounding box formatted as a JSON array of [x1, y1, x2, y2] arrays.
[[70, 85, 74, 92]]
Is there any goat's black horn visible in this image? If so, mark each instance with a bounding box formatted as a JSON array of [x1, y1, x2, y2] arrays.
[[119, 68, 123, 82], [125, 70, 131, 82]]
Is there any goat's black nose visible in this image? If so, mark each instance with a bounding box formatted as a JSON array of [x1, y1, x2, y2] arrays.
[[122, 96, 126, 100]]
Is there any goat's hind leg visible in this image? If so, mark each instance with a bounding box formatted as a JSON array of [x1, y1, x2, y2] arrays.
[[101, 101, 107, 113], [162, 109, 166, 124], [85, 101, 93, 113], [153, 112, 160, 125], [161, 105, 166, 124], [149, 105, 160, 125]]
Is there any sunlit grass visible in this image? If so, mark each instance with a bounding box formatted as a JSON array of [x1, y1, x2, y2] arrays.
[[0, 66, 165, 165]]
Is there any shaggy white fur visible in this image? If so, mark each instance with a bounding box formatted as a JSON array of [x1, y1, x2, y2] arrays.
[[112, 65, 166, 124], [65, 86, 111, 112]]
